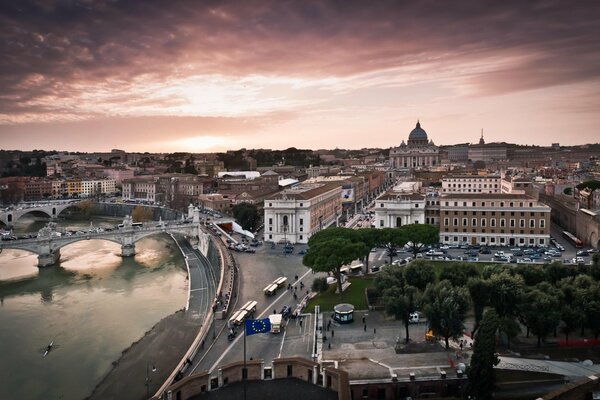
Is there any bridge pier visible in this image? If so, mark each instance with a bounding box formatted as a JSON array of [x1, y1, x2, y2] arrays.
[[121, 243, 136, 257], [38, 250, 60, 267]]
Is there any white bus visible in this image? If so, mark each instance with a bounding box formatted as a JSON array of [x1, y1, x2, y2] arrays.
[[264, 283, 279, 296], [242, 300, 257, 314]]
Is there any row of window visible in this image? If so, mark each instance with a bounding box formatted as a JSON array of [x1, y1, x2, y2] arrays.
[[444, 218, 546, 228], [445, 183, 499, 188], [443, 236, 545, 245], [445, 211, 541, 217], [444, 200, 535, 207]]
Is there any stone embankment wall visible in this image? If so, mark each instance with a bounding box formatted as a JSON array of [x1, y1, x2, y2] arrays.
[[67, 202, 182, 221]]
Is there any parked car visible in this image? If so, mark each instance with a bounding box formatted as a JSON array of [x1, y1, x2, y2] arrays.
[[409, 312, 420, 324]]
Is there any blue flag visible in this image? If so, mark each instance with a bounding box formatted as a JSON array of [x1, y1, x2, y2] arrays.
[[245, 318, 271, 336]]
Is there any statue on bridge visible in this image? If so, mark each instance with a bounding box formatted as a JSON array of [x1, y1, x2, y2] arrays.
[[122, 215, 133, 228], [37, 222, 58, 239]]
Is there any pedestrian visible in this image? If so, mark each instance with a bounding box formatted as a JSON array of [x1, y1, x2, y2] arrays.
[[299, 320, 303, 327], [294, 286, 297, 291], [293, 293, 297, 300], [364, 324, 367, 332], [201, 340, 205, 349], [362, 316, 365, 324], [374, 328, 376, 334], [295, 275, 298, 281], [331, 329, 334, 338], [274, 308, 277, 314], [328, 343, 331, 350]]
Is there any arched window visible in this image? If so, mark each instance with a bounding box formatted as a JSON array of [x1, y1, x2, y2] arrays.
[[283, 215, 289, 227], [396, 217, 402, 227]]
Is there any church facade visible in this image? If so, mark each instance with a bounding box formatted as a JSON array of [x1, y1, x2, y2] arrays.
[[389, 121, 440, 169]]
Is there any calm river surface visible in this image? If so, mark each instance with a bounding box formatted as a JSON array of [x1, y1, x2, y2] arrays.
[[0, 216, 187, 400]]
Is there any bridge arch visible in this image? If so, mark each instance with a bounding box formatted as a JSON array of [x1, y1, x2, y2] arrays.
[[52, 236, 124, 253], [18, 209, 55, 220]]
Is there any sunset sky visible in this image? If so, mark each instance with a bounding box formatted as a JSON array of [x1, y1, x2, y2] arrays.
[[1, 0, 599, 152]]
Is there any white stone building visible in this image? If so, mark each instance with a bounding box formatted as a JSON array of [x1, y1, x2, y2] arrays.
[[374, 191, 425, 228], [263, 183, 342, 244]]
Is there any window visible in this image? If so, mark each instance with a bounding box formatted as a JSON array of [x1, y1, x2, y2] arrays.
[[463, 218, 468, 226], [269, 203, 272, 207], [269, 218, 273, 225], [540, 238, 545, 245], [519, 219, 525, 228], [510, 219, 515, 228], [300, 203, 303, 207], [445, 236, 449, 241], [529, 219, 535, 228], [444, 218, 449, 226], [472, 218, 477, 227], [380, 203, 384, 207], [269, 234, 272, 239], [540, 219, 545, 228], [481, 218, 486, 227], [453, 218, 458, 225], [379, 220, 384, 227], [490, 219, 496, 227], [299, 235, 303, 240]]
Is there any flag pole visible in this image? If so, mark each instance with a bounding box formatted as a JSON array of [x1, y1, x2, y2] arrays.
[[244, 326, 247, 400]]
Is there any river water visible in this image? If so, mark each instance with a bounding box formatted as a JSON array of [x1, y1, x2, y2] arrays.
[[0, 216, 188, 400]]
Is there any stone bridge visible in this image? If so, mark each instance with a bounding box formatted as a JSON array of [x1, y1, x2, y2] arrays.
[[0, 207, 212, 267], [0, 200, 83, 227]]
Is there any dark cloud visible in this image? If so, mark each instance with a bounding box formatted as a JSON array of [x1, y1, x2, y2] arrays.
[[1, 0, 599, 117]]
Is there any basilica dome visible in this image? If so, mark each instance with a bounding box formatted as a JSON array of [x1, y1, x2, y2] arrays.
[[407, 121, 428, 146]]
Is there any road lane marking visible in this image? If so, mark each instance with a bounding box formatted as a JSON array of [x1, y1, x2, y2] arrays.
[[190, 287, 207, 292], [277, 326, 287, 358], [206, 269, 312, 373]]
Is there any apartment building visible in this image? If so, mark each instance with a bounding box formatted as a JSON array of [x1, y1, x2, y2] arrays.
[[264, 183, 342, 244], [439, 194, 551, 247], [441, 175, 501, 194]]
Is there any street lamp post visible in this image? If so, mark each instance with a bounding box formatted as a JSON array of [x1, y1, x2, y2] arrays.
[[145, 362, 157, 398]]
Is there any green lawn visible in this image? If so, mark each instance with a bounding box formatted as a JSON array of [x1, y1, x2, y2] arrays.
[[305, 277, 373, 313]]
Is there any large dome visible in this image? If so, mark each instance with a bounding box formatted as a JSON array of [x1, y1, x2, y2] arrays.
[[408, 121, 428, 141]]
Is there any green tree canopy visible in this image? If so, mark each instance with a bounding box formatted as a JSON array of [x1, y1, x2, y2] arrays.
[[403, 260, 436, 291], [376, 265, 419, 343], [576, 180, 600, 191], [466, 309, 500, 400], [488, 272, 524, 348], [467, 277, 491, 337], [520, 286, 561, 347], [399, 224, 439, 258], [422, 280, 470, 349], [232, 203, 260, 231], [303, 234, 364, 294], [438, 262, 480, 286], [374, 228, 407, 264]]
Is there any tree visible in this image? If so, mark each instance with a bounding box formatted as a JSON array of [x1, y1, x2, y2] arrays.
[[303, 234, 364, 294], [375, 228, 407, 265], [311, 277, 329, 293], [465, 310, 500, 400], [439, 262, 480, 287], [487, 272, 524, 348], [376, 265, 418, 343], [356, 228, 379, 274], [520, 287, 560, 347], [403, 260, 435, 291], [467, 278, 491, 338], [131, 206, 153, 222], [559, 278, 586, 344], [576, 180, 600, 192], [399, 224, 439, 258], [422, 280, 470, 349], [232, 203, 260, 231], [76, 199, 95, 218]]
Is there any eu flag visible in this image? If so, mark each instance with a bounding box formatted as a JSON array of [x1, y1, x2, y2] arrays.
[[245, 318, 271, 336]]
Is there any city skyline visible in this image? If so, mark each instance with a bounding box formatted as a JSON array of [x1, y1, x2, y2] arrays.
[[1, 1, 600, 152]]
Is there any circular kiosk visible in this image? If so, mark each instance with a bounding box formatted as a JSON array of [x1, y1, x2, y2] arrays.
[[333, 303, 354, 324]]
